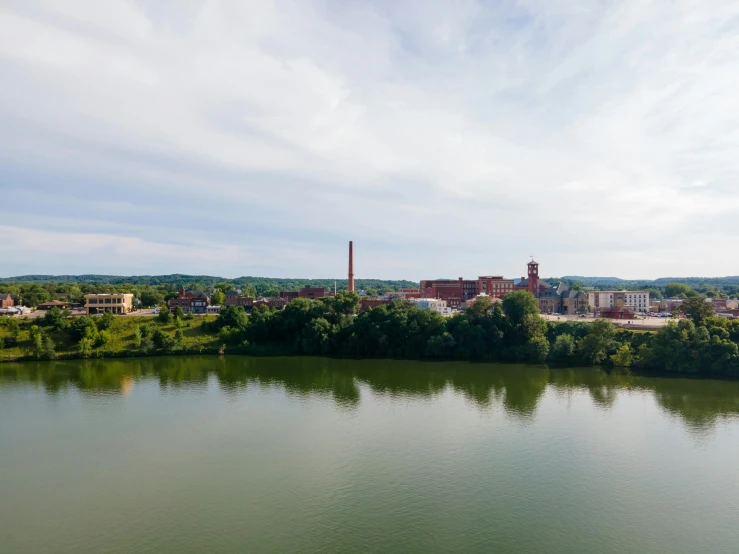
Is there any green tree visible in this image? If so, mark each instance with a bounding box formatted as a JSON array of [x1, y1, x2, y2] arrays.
[[173, 306, 185, 319], [173, 315, 183, 329], [19, 283, 51, 307], [215, 306, 249, 330], [425, 332, 456, 358], [133, 325, 142, 347], [610, 343, 634, 367], [681, 296, 714, 326], [97, 309, 115, 330], [96, 330, 111, 347], [43, 306, 69, 330], [502, 291, 540, 326], [41, 335, 56, 360], [152, 328, 173, 350], [78, 337, 94, 358], [664, 282, 695, 298], [158, 308, 170, 323], [524, 335, 550, 363], [580, 319, 616, 364], [301, 317, 333, 355], [140, 288, 164, 307], [212, 290, 226, 306], [173, 329, 184, 350], [552, 333, 576, 361]]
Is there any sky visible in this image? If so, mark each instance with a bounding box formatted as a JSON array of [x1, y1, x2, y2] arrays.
[[1, 0, 738, 281]]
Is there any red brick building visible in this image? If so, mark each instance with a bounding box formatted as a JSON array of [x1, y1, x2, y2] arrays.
[[280, 291, 299, 302], [168, 289, 210, 314], [225, 291, 254, 308], [298, 287, 327, 299], [419, 278, 478, 308], [477, 276, 515, 297], [420, 260, 548, 309], [360, 299, 392, 312], [253, 298, 287, 310], [0, 294, 14, 308]]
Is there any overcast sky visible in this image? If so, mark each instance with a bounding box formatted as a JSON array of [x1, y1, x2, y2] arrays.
[[1, 0, 738, 280]]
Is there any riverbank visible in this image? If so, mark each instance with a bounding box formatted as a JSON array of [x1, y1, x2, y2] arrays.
[[2, 292, 739, 377]]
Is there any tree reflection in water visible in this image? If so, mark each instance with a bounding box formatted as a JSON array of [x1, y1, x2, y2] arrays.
[[2, 357, 739, 431]]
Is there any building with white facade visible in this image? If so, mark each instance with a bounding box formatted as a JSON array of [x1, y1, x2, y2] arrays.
[[588, 291, 650, 313], [410, 298, 454, 316]]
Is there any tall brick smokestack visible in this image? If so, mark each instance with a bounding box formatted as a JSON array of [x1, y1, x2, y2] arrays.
[[348, 241, 355, 293]]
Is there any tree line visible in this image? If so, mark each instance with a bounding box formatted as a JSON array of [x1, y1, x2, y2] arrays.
[[0, 278, 419, 308], [206, 290, 739, 376], [3, 290, 739, 376]]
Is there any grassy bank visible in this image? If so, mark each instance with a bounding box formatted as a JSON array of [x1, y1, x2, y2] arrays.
[[0, 315, 223, 362]]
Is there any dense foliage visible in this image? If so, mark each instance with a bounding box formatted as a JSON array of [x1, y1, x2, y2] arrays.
[[3, 290, 739, 376], [201, 291, 739, 376], [555, 276, 739, 298], [0, 276, 417, 307]]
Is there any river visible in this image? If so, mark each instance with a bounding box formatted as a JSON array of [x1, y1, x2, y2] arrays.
[[1, 357, 739, 553]]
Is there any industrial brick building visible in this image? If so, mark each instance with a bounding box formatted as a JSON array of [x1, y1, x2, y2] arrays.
[[420, 260, 542, 308]]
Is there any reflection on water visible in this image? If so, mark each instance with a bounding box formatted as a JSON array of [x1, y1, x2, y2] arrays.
[[2, 356, 739, 431]]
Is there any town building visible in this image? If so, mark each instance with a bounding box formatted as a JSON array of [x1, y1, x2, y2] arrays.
[[85, 294, 134, 315], [0, 293, 14, 308], [410, 298, 453, 316], [421, 260, 547, 309], [391, 288, 421, 300], [588, 291, 649, 313], [253, 297, 287, 310], [168, 289, 210, 314], [535, 282, 588, 314], [206, 306, 221, 315], [515, 260, 548, 295], [298, 287, 327, 299], [279, 291, 300, 302], [419, 278, 478, 308], [561, 290, 589, 314], [477, 276, 515, 297], [225, 291, 254, 308], [360, 298, 392, 312]]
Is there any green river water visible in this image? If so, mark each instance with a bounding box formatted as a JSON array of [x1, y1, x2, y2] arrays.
[[1, 356, 739, 553]]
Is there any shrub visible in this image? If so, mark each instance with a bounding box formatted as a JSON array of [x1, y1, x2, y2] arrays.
[[610, 343, 634, 367], [552, 334, 576, 361], [158, 309, 170, 324], [96, 309, 115, 331], [173, 329, 184, 350], [152, 328, 173, 350], [78, 337, 94, 358], [96, 330, 111, 347]]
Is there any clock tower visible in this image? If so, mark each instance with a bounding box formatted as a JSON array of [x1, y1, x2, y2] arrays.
[[527, 259, 539, 296]]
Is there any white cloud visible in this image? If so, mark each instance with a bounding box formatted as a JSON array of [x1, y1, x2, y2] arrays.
[[1, 0, 738, 279]]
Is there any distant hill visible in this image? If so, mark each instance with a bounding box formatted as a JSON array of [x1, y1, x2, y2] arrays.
[[560, 276, 739, 290], [0, 274, 418, 291]]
